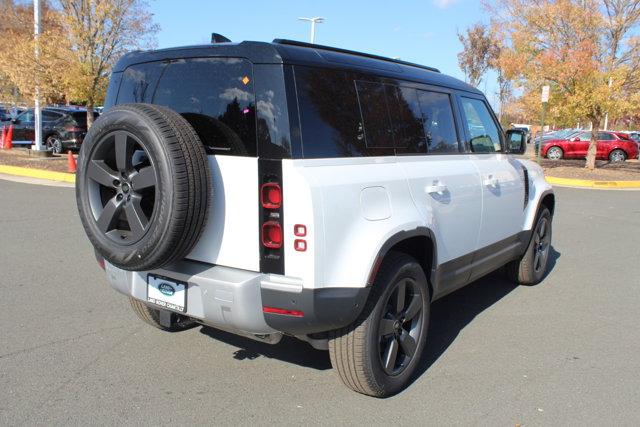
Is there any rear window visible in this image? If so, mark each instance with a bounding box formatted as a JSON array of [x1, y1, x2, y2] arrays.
[[117, 58, 256, 156]]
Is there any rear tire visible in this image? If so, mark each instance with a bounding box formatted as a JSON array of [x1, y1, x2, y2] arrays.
[[129, 297, 195, 332], [609, 149, 627, 163], [328, 252, 430, 397], [506, 207, 552, 286]]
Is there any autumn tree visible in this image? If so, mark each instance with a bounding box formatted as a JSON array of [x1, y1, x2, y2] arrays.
[[0, 1, 70, 103], [58, 0, 159, 126], [457, 23, 500, 87], [489, 0, 640, 169]]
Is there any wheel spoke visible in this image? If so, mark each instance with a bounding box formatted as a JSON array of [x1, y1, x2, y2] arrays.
[[395, 281, 406, 314], [403, 294, 422, 321], [399, 330, 417, 356], [87, 160, 118, 187], [383, 338, 399, 372], [124, 196, 148, 239], [96, 197, 122, 233], [379, 318, 396, 337], [115, 132, 132, 172], [130, 166, 156, 191], [538, 220, 546, 238], [533, 250, 541, 271]]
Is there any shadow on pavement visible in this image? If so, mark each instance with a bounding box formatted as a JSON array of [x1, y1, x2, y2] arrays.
[[199, 326, 332, 370], [198, 246, 561, 381]]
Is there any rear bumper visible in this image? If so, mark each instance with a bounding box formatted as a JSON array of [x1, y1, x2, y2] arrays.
[[104, 259, 369, 336]]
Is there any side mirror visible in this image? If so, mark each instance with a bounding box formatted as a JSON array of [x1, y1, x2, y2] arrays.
[[505, 129, 526, 154], [11, 118, 19, 124]]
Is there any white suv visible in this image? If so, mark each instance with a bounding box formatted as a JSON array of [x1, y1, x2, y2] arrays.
[[75, 39, 554, 397]]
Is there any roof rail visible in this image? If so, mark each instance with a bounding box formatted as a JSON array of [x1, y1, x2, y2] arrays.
[[272, 39, 440, 73]]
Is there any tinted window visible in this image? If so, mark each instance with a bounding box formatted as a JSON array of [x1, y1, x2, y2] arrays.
[[388, 86, 426, 153], [42, 111, 63, 122], [461, 97, 502, 153], [355, 81, 394, 148], [597, 132, 615, 141], [295, 67, 367, 158], [17, 110, 34, 122], [118, 62, 165, 104], [152, 58, 256, 156], [417, 91, 459, 153]]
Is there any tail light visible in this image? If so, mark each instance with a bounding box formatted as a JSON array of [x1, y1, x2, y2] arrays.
[[65, 126, 83, 132], [259, 159, 284, 274], [261, 221, 282, 248], [261, 183, 282, 209]]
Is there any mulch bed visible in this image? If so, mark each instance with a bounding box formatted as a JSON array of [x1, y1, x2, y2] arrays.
[[539, 158, 640, 181], [0, 148, 73, 173]]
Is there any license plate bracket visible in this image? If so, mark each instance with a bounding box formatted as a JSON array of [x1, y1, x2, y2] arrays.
[[147, 274, 187, 313]]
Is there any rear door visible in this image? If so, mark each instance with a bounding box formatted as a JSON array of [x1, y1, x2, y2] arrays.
[[458, 95, 525, 280], [396, 87, 482, 290], [596, 132, 615, 158]]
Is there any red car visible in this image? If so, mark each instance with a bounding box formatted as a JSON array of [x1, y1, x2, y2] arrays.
[[542, 130, 639, 162]]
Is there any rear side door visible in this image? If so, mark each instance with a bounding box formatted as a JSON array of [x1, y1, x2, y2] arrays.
[[12, 110, 34, 144], [596, 132, 614, 158], [458, 95, 526, 280], [395, 86, 482, 291]]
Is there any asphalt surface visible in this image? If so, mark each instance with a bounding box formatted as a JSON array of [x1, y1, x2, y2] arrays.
[[1, 178, 639, 425]]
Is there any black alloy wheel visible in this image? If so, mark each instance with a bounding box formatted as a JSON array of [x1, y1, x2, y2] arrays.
[[378, 278, 424, 376], [86, 130, 156, 244]]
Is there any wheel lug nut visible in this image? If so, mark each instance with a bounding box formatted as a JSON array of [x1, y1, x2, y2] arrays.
[[127, 195, 131, 202], [116, 194, 123, 201], [113, 179, 120, 186]]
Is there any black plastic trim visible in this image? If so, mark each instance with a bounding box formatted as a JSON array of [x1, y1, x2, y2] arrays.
[[261, 286, 370, 335]]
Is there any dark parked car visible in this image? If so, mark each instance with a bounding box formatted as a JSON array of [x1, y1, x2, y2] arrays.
[[5, 107, 98, 153]]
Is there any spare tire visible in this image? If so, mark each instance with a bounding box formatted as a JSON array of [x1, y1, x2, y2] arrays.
[[76, 103, 211, 271]]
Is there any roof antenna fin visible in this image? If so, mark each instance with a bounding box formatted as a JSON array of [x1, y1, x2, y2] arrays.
[[211, 33, 231, 44]]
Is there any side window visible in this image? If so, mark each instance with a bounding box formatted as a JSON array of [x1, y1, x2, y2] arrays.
[[152, 58, 257, 156], [597, 132, 614, 141], [578, 132, 591, 141], [18, 110, 34, 122], [354, 80, 394, 148], [295, 67, 367, 158], [460, 97, 502, 153], [388, 86, 426, 153], [416, 90, 459, 153], [42, 111, 62, 122], [118, 62, 166, 104]]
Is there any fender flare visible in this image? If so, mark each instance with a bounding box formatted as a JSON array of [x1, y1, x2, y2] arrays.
[[366, 226, 438, 289]]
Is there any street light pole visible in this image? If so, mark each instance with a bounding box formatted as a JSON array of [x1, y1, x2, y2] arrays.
[[298, 17, 324, 44], [33, 0, 43, 151]]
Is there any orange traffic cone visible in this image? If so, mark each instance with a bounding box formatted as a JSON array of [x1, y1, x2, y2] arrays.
[[67, 151, 77, 173], [1, 125, 6, 149], [4, 125, 13, 150]]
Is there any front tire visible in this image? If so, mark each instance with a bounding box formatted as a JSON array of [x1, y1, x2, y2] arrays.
[[45, 135, 64, 154], [546, 146, 563, 160], [506, 207, 552, 286], [329, 252, 430, 397]]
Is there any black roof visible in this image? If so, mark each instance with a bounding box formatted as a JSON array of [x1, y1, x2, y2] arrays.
[[113, 39, 481, 95]]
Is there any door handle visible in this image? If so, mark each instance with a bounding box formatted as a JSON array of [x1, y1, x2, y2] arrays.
[[483, 176, 499, 187], [425, 181, 447, 195]]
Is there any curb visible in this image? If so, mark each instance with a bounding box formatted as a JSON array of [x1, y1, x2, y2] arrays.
[[546, 176, 640, 189], [0, 165, 75, 183]]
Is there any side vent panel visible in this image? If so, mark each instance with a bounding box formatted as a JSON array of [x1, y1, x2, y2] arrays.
[[522, 166, 529, 209]]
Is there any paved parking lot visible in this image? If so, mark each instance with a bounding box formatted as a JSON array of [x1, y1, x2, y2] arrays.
[[1, 178, 639, 425]]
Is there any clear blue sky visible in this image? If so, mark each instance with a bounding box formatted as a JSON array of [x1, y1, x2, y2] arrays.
[[151, 0, 498, 103]]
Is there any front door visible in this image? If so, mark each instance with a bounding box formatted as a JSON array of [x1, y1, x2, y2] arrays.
[[458, 96, 526, 281]]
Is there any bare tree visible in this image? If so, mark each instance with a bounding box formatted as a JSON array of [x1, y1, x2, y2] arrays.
[[457, 23, 500, 87]]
